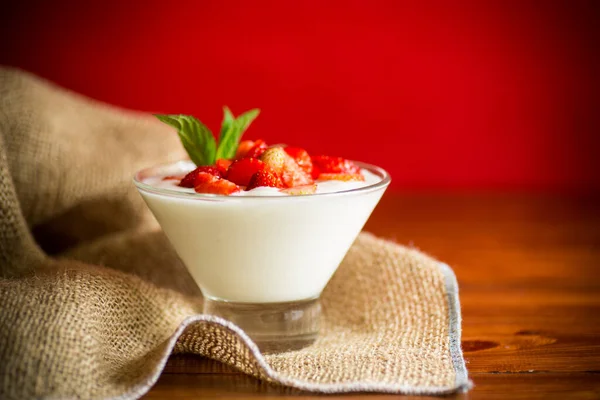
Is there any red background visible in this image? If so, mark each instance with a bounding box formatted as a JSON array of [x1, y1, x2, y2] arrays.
[[1, 0, 598, 191]]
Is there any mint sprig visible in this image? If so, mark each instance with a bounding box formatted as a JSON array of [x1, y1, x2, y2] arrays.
[[155, 107, 260, 166], [216, 107, 260, 160], [155, 115, 216, 166]]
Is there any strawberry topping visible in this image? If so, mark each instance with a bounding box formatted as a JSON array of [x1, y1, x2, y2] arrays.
[[193, 173, 240, 195], [179, 166, 222, 188], [281, 157, 313, 187], [318, 173, 365, 182], [244, 139, 268, 159], [259, 147, 286, 174], [156, 109, 370, 196], [260, 147, 313, 188], [193, 171, 218, 185], [311, 155, 360, 179], [226, 158, 266, 186], [284, 147, 313, 176], [235, 140, 256, 159], [170, 138, 363, 195], [246, 169, 284, 190], [281, 152, 313, 187], [215, 159, 232, 176]]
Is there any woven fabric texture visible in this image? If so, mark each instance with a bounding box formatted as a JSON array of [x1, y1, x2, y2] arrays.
[[0, 68, 470, 399]]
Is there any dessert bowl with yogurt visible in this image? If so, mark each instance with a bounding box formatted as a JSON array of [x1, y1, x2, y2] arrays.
[[134, 108, 390, 352]]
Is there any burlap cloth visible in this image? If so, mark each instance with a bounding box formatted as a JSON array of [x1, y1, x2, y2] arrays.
[[0, 67, 471, 399]]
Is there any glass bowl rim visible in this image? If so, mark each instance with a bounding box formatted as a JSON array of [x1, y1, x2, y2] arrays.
[[133, 160, 391, 201]]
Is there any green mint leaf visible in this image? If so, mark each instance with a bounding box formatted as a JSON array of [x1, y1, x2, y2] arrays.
[[215, 107, 260, 160], [216, 106, 235, 154], [155, 114, 216, 166], [220, 106, 235, 136]]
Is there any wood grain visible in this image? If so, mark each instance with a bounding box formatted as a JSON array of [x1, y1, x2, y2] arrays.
[[143, 193, 600, 399], [145, 372, 600, 399]]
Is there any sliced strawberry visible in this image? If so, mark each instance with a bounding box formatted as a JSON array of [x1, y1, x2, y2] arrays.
[[260, 147, 313, 187], [226, 158, 266, 186], [193, 172, 219, 184], [179, 166, 222, 188], [282, 154, 313, 188], [194, 175, 240, 195], [215, 159, 232, 176], [281, 159, 313, 187], [318, 173, 365, 182], [284, 147, 313, 176], [259, 147, 286, 174], [281, 184, 317, 195], [246, 169, 284, 190], [244, 139, 268, 159], [235, 140, 256, 159], [311, 155, 360, 179]]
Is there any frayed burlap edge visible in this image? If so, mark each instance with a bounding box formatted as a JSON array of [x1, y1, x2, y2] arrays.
[[111, 261, 472, 400]]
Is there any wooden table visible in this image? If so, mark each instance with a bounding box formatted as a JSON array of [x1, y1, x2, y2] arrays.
[[143, 193, 600, 399]]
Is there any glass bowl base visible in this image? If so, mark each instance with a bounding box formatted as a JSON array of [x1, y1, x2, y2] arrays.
[[203, 297, 321, 353]]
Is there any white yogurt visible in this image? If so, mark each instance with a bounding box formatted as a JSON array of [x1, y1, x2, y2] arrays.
[[135, 160, 389, 303]]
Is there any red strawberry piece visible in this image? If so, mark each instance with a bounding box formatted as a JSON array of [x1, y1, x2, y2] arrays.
[[226, 158, 266, 186], [193, 172, 219, 184], [194, 175, 240, 195], [281, 184, 317, 195], [235, 140, 256, 159], [215, 158, 232, 176], [281, 159, 313, 187], [284, 147, 313, 176], [311, 164, 321, 180], [259, 147, 286, 174], [318, 173, 365, 182], [281, 153, 313, 187], [179, 166, 222, 188], [311, 156, 361, 178], [260, 147, 313, 188], [246, 169, 284, 190], [244, 139, 268, 159]]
